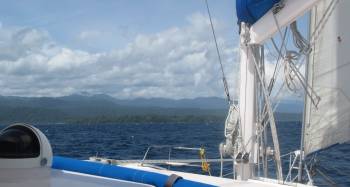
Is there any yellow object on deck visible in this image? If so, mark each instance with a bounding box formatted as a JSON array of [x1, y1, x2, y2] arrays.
[[199, 148, 211, 175]]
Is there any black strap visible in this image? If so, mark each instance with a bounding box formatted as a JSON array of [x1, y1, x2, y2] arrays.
[[164, 174, 182, 187]]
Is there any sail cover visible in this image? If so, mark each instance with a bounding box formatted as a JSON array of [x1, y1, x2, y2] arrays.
[[236, 0, 280, 25], [304, 0, 350, 155]]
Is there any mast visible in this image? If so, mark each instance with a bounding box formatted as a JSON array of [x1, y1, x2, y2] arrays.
[[238, 22, 283, 182], [236, 23, 258, 181]]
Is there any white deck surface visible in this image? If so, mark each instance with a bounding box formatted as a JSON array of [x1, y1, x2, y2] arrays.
[[0, 168, 153, 187], [0, 166, 314, 187], [122, 164, 313, 187]]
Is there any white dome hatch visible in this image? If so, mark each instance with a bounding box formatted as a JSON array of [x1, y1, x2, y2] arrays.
[[0, 123, 52, 168]]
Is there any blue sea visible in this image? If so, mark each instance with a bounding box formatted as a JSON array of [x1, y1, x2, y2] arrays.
[[1, 122, 349, 186]]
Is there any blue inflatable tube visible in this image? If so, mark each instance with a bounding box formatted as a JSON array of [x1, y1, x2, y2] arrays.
[[52, 156, 216, 187]]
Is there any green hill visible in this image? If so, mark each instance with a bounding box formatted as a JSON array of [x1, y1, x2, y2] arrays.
[[0, 94, 301, 124]]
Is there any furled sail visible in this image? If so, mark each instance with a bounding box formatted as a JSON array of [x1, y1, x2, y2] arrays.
[[304, 0, 350, 155], [236, 0, 280, 25]]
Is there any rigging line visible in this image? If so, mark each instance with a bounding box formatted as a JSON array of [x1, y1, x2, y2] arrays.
[[290, 21, 310, 55], [259, 29, 289, 128], [262, 33, 288, 129], [284, 52, 301, 93], [204, 0, 231, 104], [265, 42, 278, 59], [262, 29, 315, 122], [260, 55, 307, 124], [249, 45, 283, 181], [268, 3, 294, 95], [310, 0, 340, 47], [268, 20, 314, 110], [272, 6, 288, 53], [288, 59, 320, 107], [268, 29, 288, 94], [316, 168, 338, 187]]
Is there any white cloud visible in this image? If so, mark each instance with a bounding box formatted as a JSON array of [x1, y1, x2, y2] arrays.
[[0, 13, 240, 99]]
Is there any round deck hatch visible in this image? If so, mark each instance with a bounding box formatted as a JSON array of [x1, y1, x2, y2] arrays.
[[0, 125, 40, 158], [0, 123, 52, 168]]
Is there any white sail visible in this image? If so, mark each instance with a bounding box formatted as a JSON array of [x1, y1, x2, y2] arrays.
[[304, 0, 350, 155]]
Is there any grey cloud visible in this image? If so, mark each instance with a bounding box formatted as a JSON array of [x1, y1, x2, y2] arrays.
[[0, 13, 240, 99]]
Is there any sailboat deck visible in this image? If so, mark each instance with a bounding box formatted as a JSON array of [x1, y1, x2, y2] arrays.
[[0, 166, 314, 187], [122, 163, 312, 187], [0, 168, 152, 187]]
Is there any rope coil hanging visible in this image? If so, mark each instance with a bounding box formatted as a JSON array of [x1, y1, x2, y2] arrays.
[[283, 51, 301, 94], [290, 21, 311, 55]]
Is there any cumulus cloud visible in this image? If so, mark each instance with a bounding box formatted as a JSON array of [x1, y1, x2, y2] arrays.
[[0, 13, 240, 99]]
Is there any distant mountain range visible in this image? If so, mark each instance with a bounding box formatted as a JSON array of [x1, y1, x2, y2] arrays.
[[0, 94, 302, 124]]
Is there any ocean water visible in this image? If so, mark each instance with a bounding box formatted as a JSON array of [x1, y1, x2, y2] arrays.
[[1, 122, 349, 186]]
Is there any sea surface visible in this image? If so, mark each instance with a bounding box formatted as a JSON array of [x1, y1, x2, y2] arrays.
[[1, 122, 349, 186]]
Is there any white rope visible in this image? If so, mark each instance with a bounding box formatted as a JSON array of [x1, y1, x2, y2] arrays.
[[280, 48, 321, 108], [290, 21, 311, 55], [283, 51, 301, 94]]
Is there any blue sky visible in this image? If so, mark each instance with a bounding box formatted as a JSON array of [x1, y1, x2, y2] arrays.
[[0, 0, 237, 52], [0, 0, 308, 100]]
